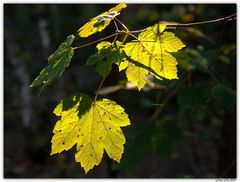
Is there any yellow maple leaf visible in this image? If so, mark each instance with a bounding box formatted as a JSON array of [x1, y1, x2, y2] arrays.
[[78, 4, 127, 38], [126, 63, 148, 91], [122, 23, 185, 90], [51, 93, 130, 173], [118, 59, 148, 90]]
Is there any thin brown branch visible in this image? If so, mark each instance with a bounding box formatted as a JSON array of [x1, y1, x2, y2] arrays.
[[166, 13, 236, 28], [93, 78, 106, 104], [127, 13, 236, 34], [73, 14, 236, 51], [113, 19, 119, 31], [115, 18, 129, 31], [72, 33, 119, 50]]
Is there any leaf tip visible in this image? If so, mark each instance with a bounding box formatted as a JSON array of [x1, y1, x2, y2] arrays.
[[50, 150, 55, 156], [159, 23, 167, 33], [84, 169, 90, 174], [69, 34, 75, 39]]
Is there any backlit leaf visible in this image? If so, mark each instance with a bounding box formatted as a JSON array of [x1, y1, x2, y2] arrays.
[[139, 25, 185, 52], [118, 59, 129, 71], [30, 35, 75, 93], [78, 4, 127, 38], [51, 93, 130, 173], [126, 63, 148, 91], [119, 59, 148, 91], [122, 23, 185, 90], [124, 41, 179, 79]]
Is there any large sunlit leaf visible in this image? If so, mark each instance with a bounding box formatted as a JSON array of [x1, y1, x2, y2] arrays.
[[30, 35, 75, 93], [139, 24, 185, 52], [78, 4, 127, 38], [122, 23, 185, 90], [51, 93, 130, 173], [123, 41, 178, 87]]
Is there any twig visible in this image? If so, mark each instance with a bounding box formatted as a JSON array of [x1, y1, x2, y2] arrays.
[[126, 13, 236, 34], [113, 19, 119, 31], [166, 13, 236, 28], [72, 33, 119, 50], [115, 17, 129, 31], [93, 78, 105, 104], [73, 14, 236, 51], [115, 18, 129, 43]]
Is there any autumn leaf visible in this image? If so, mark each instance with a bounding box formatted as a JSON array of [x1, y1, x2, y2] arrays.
[[139, 23, 185, 53], [78, 4, 127, 38], [51, 93, 130, 173], [30, 35, 75, 93], [122, 23, 185, 90], [118, 59, 148, 91]]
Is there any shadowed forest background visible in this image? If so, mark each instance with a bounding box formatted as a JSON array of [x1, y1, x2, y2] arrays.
[[4, 4, 236, 178]]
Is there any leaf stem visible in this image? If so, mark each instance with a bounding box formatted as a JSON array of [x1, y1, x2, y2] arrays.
[[114, 18, 129, 43], [72, 33, 119, 50], [115, 18, 129, 31], [113, 19, 119, 31], [94, 78, 105, 104]]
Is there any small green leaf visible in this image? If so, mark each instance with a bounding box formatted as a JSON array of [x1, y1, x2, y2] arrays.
[[96, 60, 113, 77], [86, 41, 125, 78], [86, 55, 100, 65], [31, 35, 75, 93]]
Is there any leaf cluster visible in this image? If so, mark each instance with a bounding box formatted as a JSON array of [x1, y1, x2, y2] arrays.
[[30, 3, 186, 173]]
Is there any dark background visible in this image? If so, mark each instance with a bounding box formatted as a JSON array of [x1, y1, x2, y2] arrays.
[[4, 4, 236, 178]]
